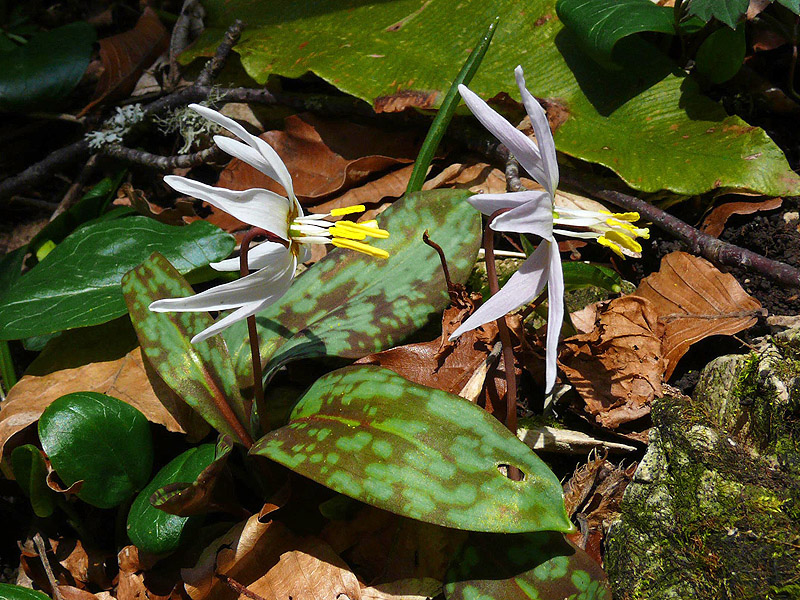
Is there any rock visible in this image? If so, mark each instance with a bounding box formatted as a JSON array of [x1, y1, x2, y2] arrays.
[[605, 327, 800, 599]]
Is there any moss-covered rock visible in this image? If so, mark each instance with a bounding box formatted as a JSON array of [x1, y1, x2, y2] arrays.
[[605, 327, 800, 599]]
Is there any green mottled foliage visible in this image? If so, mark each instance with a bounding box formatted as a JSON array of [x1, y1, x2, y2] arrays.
[[252, 366, 572, 533], [122, 253, 250, 445], [225, 189, 481, 383], [445, 532, 610, 599], [38, 392, 153, 509], [0, 217, 234, 340]]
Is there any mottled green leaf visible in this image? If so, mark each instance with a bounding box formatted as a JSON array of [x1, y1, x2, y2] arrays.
[[556, 0, 675, 68], [687, 0, 748, 27], [127, 443, 217, 555], [122, 253, 251, 445], [10, 444, 56, 518], [445, 532, 610, 599], [0, 584, 51, 600], [184, 0, 800, 196], [38, 392, 153, 509], [0, 22, 95, 113], [0, 217, 234, 340], [252, 366, 572, 533], [225, 189, 481, 383]]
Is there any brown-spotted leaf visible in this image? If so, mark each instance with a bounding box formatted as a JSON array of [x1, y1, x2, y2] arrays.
[[215, 113, 419, 203], [80, 7, 168, 115], [182, 515, 361, 600], [635, 251, 762, 378], [560, 296, 666, 429]]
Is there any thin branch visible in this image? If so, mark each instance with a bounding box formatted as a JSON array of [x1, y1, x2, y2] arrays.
[[196, 19, 245, 87], [0, 139, 91, 203], [505, 156, 525, 192], [33, 533, 64, 600], [50, 155, 99, 221], [101, 142, 227, 170]]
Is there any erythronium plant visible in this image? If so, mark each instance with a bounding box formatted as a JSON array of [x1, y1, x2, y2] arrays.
[[451, 66, 649, 396]]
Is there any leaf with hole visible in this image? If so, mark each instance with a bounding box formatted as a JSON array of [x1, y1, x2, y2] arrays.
[[0, 216, 234, 340], [251, 366, 572, 533], [127, 443, 218, 555], [38, 392, 154, 509], [225, 189, 481, 384], [122, 253, 251, 445], [10, 445, 56, 518]]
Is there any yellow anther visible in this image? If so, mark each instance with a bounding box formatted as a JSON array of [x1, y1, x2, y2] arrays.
[[596, 236, 625, 258], [601, 210, 640, 222], [334, 220, 390, 239], [331, 205, 366, 216], [328, 225, 367, 241], [332, 238, 389, 259], [604, 230, 642, 253]]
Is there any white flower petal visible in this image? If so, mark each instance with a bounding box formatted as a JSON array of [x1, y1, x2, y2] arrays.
[[487, 191, 554, 239], [190, 301, 264, 344], [164, 175, 291, 237], [210, 241, 289, 272], [190, 104, 295, 198], [449, 243, 551, 340], [458, 84, 549, 190], [467, 190, 542, 216], [514, 66, 558, 195], [544, 241, 564, 393], [149, 251, 295, 313]]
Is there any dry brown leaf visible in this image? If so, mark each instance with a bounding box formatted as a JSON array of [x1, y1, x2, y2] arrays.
[[183, 515, 361, 600], [560, 296, 666, 429], [361, 578, 442, 600], [56, 586, 100, 600], [215, 113, 418, 203], [312, 164, 414, 215], [0, 347, 190, 461], [701, 197, 782, 237], [422, 162, 507, 194], [374, 90, 440, 113], [80, 8, 169, 115], [635, 251, 762, 379]]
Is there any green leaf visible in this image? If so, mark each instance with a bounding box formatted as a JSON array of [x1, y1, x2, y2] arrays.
[[694, 25, 745, 84], [122, 253, 251, 446], [0, 22, 95, 112], [184, 0, 800, 196], [252, 366, 572, 533], [224, 189, 481, 384], [0, 216, 235, 340], [10, 444, 56, 518], [687, 0, 748, 28], [562, 262, 622, 292], [38, 392, 154, 509], [776, 0, 800, 14], [127, 443, 217, 555], [444, 532, 610, 599], [556, 0, 675, 68], [0, 584, 52, 600]]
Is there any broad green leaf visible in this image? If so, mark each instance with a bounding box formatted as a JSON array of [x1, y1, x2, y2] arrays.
[[127, 443, 217, 555], [252, 366, 572, 533], [0, 216, 234, 340], [10, 445, 56, 518], [694, 25, 745, 84], [556, 0, 675, 68], [184, 0, 800, 196], [562, 262, 622, 292], [445, 532, 610, 599], [0, 584, 51, 600], [122, 253, 251, 445], [38, 392, 154, 508], [225, 189, 481, 383], [0, 22, 95, 112], [687, 0, 748, 28], [776, 0, 800, 14]]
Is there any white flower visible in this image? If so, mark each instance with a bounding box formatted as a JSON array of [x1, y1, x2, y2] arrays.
[[450, 66, 648, 393], [149, 104, 389, 344]]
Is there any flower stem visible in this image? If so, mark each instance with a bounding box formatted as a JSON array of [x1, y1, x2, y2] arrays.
[[484, 215, 521, 482]]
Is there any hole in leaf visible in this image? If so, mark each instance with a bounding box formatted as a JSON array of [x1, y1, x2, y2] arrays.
[[497, 464, 526, 481]]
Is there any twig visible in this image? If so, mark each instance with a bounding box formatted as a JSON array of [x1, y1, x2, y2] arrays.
[[505, 156, 525, 192], [216, 573, 269, 600], [101, 143, 227, 170], [33, 533, 63, 600], [559, 168, 800, 288], [50, 155, 99, 221], [196, 19, 245, 87], [168, 0, 205, 88], [0, 139, 91, 203]]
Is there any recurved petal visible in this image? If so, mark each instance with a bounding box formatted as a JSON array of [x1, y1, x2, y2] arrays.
[[164, 175, 291, 237], [149, 251, 296, 313], [210, 240, 289, 272], [449, 242, 551, 340], [467, 190, 542, 215], [458, 84, 549, 192], [515, 66, 558, 195], [543, 241, 564, 393], [190, 103, 295, 198], [485, 190, 554, 239]]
